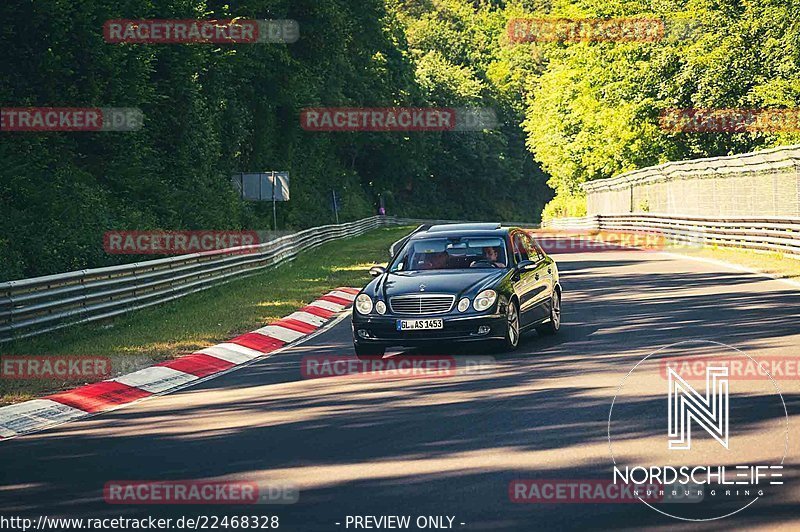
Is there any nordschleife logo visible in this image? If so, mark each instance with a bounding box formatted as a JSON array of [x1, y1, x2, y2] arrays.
[[607, 340, 789, 522], [667, 365, 729, 450]]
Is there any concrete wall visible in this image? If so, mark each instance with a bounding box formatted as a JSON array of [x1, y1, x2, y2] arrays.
[[584, 145, 800, 216]]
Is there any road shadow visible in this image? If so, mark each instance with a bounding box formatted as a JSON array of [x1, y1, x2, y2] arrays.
[[0, 250, 798, 530]]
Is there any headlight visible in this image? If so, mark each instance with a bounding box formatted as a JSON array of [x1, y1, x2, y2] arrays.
[[457, 298, 470, 312], [355, 294, 373, 314], [473, 290, 497, 312], [375, 300, 387, 314]]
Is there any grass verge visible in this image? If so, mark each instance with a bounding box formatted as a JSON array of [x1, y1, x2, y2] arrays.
[[586, 230, 800, 281], [667, 245, 800, 281], [0, 226, 412, 405]]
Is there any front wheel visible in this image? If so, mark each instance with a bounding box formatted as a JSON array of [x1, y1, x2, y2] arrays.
[[499, 299, 521, 351], [354, 343, 385, 359], [536, 289, 561, 336]]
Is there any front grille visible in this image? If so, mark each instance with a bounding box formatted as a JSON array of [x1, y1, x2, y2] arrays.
[[389, 294, 455, 315]]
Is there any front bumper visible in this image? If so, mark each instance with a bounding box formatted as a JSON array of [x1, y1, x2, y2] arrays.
[[352, 312, 506, 348]]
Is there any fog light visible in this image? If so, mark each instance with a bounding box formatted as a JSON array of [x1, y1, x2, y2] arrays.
[[375, 301, 387, 315], [478, 326, 491, 335], [357, 329, 370, 339]]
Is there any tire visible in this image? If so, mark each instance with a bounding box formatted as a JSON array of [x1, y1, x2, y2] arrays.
[[500, 299, 521, 351], [354, 343, 385, 359], [536, 289, 561, 336]]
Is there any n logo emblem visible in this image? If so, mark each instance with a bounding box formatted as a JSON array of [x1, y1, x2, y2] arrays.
[[668, 366, 729, 450]]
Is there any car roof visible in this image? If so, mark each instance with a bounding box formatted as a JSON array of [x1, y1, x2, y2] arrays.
[[426, 223, 501, 233], [411, 223, 510, 240]]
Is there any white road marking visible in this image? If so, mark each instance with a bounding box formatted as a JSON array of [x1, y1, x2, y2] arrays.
[[329, 290, 356, 302], [199, 343, 264, 363], [0, 400, 87, 438], [286, 311, 326, 327], [114, 366, 198, 394], [308, 300, 345, 312], [252, 325, 306, 343]]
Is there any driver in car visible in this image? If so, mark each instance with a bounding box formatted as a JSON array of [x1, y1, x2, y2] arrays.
[[471, 246, 505, 268], [428, 251, 449, 269]]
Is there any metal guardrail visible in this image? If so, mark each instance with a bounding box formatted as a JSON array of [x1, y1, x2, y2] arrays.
[[540, 216, 600, 231], [0, 216, 543, 343], [540, 214, 800, 260], [0, 216, 405, 344]]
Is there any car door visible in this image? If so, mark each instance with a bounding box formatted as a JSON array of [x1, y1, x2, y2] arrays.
[[520, 232, 552, 323], [510, 231, 539, 326]]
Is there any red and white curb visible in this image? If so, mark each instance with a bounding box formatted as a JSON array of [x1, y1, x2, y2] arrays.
[[0, 287, 358, 441]]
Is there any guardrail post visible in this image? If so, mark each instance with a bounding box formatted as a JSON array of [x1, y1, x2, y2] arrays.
[[0, 281, 13, 343], [592, 215, 602, 231]]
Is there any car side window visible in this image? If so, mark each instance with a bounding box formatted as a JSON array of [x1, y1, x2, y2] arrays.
[[512, 233, 529, 263], [391, 248, 414, 272], [390, 251, 406, 271], [533, 242, 546, 262], [522, 233, 544, 262]]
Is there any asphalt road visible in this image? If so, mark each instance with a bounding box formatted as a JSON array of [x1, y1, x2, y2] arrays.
[[1, 245, 799, 531]]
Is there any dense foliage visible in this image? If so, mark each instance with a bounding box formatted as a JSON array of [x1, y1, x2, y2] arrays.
[[0, 0, 550, 280], [3, 0, 797, 278], [515, 0, 800, 218]]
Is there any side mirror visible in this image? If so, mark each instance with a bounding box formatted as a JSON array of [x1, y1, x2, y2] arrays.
[[516, 259, 536, 271], [369, 265, 386, 278]]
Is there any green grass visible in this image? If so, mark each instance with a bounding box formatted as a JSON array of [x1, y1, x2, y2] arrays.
[[583, 230, 800, 281], [671, 245, 800, 281], [0, 226, 412, 405]]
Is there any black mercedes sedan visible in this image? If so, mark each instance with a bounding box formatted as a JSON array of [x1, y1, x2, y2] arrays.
[[351, 223, 561, 358]]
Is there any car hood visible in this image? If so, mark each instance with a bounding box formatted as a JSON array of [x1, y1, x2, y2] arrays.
[[371, 269, 507, 300]]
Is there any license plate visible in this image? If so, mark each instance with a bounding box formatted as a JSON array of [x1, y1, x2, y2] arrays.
[[397, 319, 444, 331]]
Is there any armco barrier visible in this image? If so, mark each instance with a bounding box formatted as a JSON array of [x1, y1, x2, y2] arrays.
[[0, 217, 397, 343], [0, 216, 542, 343], [541, 214, 800, 259], [540, 216, 600, 231]]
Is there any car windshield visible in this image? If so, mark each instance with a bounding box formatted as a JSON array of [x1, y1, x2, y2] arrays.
[[390, 237, 508, 271]]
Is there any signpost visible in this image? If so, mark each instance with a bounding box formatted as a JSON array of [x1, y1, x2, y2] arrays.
[[271, 171, 289, 230], [331, 190, 341, 224], [231, 172, 290, 230]]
